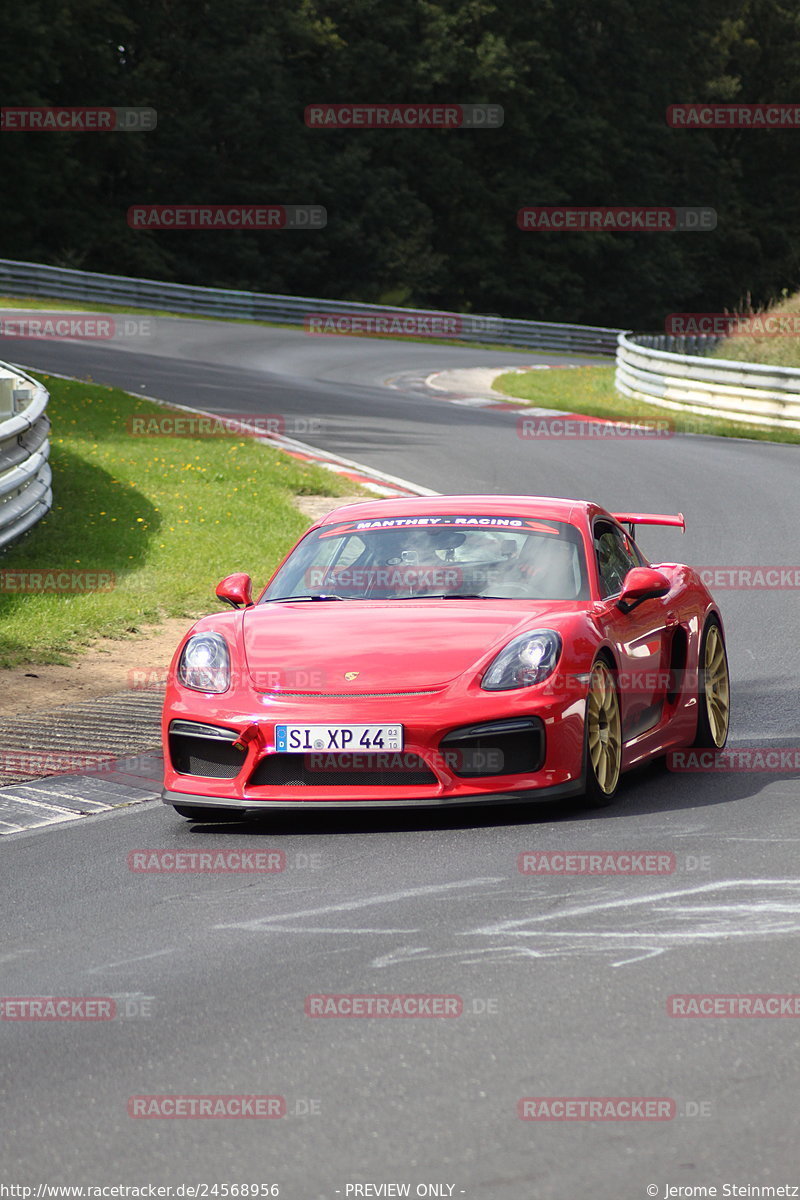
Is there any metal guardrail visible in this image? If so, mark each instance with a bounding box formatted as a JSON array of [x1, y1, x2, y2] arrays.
[[616, 332, 800, 430], [0, 258, 622, 355], [0, 362, 51, 552], [0, 257, 621, 555]]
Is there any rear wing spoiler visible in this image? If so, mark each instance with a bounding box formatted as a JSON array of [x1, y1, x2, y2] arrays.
[[612, 512, 685, 537]]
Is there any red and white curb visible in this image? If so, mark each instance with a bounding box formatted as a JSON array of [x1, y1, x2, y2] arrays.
[[133, 397, 437, 497], [20, 366, 436, 498], [260, 433, 437, 497], [423, 366, 669, 433], [425, 365, 583, 417]]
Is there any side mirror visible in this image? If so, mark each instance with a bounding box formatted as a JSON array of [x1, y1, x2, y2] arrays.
[[616, 566, 670, 614], [215, 572, 254, 609]]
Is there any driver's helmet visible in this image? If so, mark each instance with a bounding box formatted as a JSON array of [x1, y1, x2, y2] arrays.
[[372, 528, 465, 595], [382, 528, 466, 564]]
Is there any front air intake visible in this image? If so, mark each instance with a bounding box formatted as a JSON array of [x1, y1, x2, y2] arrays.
[[168, 721, 244, 779]]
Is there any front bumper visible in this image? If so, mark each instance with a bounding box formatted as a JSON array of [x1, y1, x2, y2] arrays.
[[161, 684, 587, 810]]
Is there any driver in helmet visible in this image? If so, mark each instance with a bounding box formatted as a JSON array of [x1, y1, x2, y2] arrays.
[[385, 528, 462, 596]]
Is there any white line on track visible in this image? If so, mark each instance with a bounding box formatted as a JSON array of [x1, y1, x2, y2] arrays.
[[215, 876, 504, 931]]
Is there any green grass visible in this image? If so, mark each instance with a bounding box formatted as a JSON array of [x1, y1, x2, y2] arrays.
[[711, 291, 800, 367], [0, 374, 359, 667], [493, 365, 800, 444]]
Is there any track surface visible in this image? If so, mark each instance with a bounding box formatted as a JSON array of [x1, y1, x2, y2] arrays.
[[2, 320, 799, 1198]]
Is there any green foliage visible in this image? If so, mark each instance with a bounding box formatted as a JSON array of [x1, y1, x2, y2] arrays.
[[711, 285, 800, 364], [1, 0, 800, 326]]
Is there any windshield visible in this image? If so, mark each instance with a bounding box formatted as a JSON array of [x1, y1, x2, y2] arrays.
[[262, 515, 590, 601]]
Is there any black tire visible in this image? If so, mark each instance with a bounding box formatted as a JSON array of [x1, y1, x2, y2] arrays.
[[582, 657, 623, 808], [691, 617, 730, 749], [172, 804, 243, 822]]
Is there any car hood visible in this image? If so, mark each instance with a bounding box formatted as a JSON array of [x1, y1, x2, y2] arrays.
[[241, 599, 580, 693]]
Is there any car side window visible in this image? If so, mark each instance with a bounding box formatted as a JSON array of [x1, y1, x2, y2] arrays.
[[594, 522, 641, 597]]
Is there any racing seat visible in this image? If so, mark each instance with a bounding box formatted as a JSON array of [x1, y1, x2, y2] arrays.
[[517, 538, 582, 599]]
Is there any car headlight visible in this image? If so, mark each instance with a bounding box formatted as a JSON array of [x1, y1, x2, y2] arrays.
[[481, 629, 562, 691], [178, 633, 231, 693]]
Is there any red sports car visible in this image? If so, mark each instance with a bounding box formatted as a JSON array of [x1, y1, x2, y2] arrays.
[[161, 495, 730, 820]]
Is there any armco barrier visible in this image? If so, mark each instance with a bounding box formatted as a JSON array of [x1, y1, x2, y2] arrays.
[[0, 258, 621, 355], [616, 332, 800, 430], [2, 257, 797, 433], [0, 362, 51, 551]]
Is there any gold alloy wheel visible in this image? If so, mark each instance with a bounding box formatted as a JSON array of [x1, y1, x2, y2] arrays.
[[587, 660, 622, 795], [703, 624, 730, 747]]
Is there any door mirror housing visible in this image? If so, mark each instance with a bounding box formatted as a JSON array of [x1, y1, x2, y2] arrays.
[[215, 573, 254, 609], [616, 566, 670, 614]]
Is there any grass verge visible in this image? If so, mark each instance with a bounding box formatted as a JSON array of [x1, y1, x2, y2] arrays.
[[0, 373, 359, 668], [493, 365, 800, 445], [710, 290, 800, 367]]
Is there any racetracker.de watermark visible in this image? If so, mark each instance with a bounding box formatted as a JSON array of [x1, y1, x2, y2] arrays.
[[1, 997, 116, 1020], [517, 415, 673, 439], [518, 1097, 675, 1120], [304, 312, 503, 339], [546, 669, 704, 695], [304, 564, 466, 590], [128, 1095, 285, 1119], [668, 994, 800, 1017], [696, 567, 800, 588], [0, 751, 117, 777], [305, 994, 462, 1017], [304, 748, 505, 774], [127, 850, 285, 873], [0, 570, 116, 593], [304, 103, 503, 128], [517, 206, 717, 231], [126, 413, 321, 437], [1, 106, 156, 132], [667, 103, 800, 128], [0, 314, 152, 341], [127, 667, 335, 692], [666, 313, 800, 338], [518, 851, 675, 875], [127, 205, 326, 230], [667, 748, 800, 773]]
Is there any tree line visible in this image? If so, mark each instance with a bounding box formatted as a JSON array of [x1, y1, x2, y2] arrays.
[[1, 0, 799, 329]]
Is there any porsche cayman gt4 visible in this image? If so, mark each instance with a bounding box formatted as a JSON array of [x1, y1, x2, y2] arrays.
[[161, 495, 730, 820]]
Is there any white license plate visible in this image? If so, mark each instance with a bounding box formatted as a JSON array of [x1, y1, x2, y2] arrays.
[[275, 724, 403, 753]]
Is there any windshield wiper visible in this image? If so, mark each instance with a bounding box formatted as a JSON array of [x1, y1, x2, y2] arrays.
[[267, 592, 492, 603], [267, 594, 347, 602], [379, 592, 489, 600]]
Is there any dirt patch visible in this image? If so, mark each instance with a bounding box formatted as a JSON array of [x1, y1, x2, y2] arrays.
[[0, 618, 195, 720], [293, 492, 367, 523], [0, 495, 367, 719]]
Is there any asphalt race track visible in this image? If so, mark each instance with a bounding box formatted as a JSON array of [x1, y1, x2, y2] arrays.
[[2, 319, 799, 1198]]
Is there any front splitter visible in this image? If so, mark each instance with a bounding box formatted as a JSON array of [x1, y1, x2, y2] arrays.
[[161, 779, 585, 811]]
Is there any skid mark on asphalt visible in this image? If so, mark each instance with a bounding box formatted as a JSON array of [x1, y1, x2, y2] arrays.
[[153, 883, 324, 906], [87, 948, 178, 974], [369, 879, 800, 969], [214, 876, 504, 931], [240, 926, 424, 934], [0, 950, 37, 964]]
